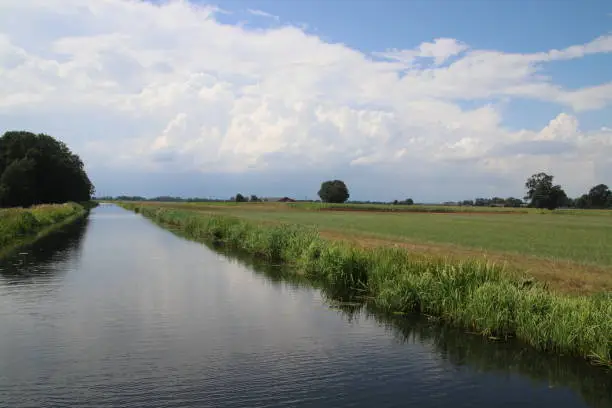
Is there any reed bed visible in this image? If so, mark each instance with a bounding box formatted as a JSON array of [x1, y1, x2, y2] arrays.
[[122, 203, 612, 367], [0, 202, 87, 251]]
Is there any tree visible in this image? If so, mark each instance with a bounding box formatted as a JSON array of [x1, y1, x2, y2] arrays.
[[524, 172, 553, 202], [524, 172, 567, 210], [235, 193, 246, 202], [318, 180, 349, 203], [0, 131, 94, 207], [587, 184, 611, 208], [0, 158, 36, 207], [250, 194, 259, 202], [575, 194, 589, 209], [505, 197, 523, 208], [404, 198, 414, 205], [491, 197, 505, 205]]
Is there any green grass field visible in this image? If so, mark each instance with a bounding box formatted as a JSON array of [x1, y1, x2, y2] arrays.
[[160, 203, 612, 266], [119, 201, 612, 293], [119, 202, 612, 366]]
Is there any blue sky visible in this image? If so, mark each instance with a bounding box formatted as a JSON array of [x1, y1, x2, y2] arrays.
[[1, 0, 611, 201], [213, 0, 609, 52], [210, 0, 612, 130]]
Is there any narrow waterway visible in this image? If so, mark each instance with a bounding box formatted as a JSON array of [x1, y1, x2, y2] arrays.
[[0, 204, 609, 408]]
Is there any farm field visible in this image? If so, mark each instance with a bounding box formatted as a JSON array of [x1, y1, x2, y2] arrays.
[[122, 201, 612, 294]]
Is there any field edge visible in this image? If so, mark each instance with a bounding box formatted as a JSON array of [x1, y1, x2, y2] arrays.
[[119, 202, 612, 368]]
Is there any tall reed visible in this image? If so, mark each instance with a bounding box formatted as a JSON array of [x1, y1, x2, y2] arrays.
[[121, 203, 612, 367], [0, 202, 87, 251]]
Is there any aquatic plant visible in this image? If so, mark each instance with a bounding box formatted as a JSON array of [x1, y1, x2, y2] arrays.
[[121, 202, 612, 367]]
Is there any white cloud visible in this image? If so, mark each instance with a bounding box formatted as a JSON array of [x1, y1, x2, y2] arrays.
[[545, 35, 612, 60], [0, 0, 610, 198], [374, 38, 468, 66], [247, 8, 280, 21]]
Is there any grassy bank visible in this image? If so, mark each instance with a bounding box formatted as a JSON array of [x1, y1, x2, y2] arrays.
[[124, 201, 612, 294], [125, 201, 612, 266], [121, 203, 611, 367], [128, 200, 612, 215], [206, 207, 612, 266], [0, 202, 90, 258]]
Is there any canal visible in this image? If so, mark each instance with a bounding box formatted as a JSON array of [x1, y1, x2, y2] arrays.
[[0, 204, 609, 407]]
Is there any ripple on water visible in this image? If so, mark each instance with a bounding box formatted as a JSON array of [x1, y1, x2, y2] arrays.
[[0, 205, 608, 408]]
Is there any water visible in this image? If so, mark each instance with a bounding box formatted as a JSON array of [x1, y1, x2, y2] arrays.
[[0, 204, 609, 408]]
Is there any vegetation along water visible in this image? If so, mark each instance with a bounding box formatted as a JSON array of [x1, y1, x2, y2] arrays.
[[1, 204, 610, 408], [0, 202, 91, 258], [1, 127, 610, 406], [0, 131, 96, 258], [119, 202, 612, 368]]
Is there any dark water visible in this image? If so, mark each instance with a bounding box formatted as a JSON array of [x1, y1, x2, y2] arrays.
[[0, 205, 609, 408]]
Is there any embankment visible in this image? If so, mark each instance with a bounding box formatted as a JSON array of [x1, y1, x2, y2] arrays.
[[120, 202, 612, 368], [0, 202, 92, 258]]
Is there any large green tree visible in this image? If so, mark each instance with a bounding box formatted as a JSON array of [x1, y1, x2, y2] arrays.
[[318, 180, 350, 203], [575, 184, 612, 209], [0, 131, 94, 207], [524, 172, 567, 210], [586, 184, 611, 208]]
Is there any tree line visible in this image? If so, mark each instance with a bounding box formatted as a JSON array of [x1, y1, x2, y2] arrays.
[[99, 176, 612, 210], [97, 195, 228, 203], [5, 129, 604, 211], [0, 131, 94, 207], [314, 175, 611, 210], [522, 173, 611, 210]]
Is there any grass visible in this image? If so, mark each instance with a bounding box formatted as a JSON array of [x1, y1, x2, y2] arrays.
[[127, 201, 612, 264], [0, 202, 89, 258], [121, 201, 612, 294], [128, 200, 612, 215], [203, 209, 612, 265], [120, 202, 612, 368], [288, 202, 526, 212], [219, 252, 612, 406]]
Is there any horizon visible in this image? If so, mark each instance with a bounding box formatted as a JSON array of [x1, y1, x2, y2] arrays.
[[1, 0, 611, 202]]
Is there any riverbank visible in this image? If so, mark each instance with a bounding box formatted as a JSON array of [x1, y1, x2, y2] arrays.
[[0, 202, 92, 259], [120, 203, 611, 368], [113, 200, 612, 294]]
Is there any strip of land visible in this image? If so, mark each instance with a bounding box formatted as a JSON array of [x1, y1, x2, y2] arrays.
[[119, 202, 612, 367], [0, 202, 90, 259], [120, 200, 612, 295]]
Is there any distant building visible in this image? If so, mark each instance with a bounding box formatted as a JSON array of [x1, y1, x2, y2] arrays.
[[263, 196, 296, 202]]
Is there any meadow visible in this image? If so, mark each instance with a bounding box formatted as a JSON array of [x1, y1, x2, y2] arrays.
[[0, 202, 88, 257], [124, 201, 612, 294], [119, 202, 612, 367]]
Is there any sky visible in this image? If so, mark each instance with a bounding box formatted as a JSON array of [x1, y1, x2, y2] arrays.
[[0, 0, 611, 201]]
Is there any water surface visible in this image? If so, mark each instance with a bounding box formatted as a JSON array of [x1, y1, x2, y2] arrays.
[[0, 204, 609, 408]]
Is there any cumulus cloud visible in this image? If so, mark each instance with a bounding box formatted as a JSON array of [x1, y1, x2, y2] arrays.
[[0, 0, 610, 199]]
